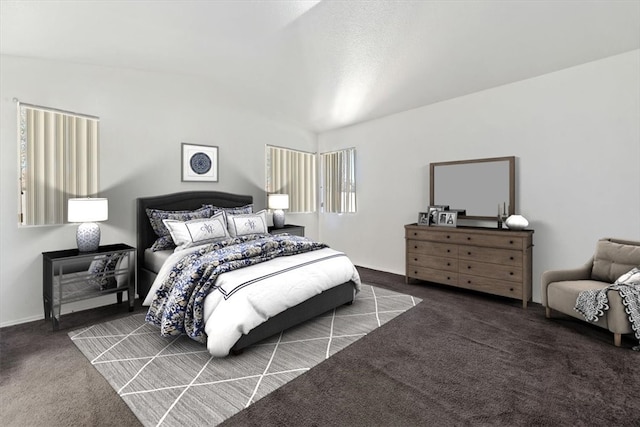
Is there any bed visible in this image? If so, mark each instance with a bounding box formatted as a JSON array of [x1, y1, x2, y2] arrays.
[[136, 191, 360, 356]]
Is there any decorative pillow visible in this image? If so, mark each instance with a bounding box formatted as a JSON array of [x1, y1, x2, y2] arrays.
[[226, 210, 268, 237], [146, 205, 214, 251], [614, 267, 640, 286], [150, 235, 176, 252], [114, 254, 131, 288], [163, 212, 230, 251], [212, 204, 254, 215], [87, 253, 125, 290]]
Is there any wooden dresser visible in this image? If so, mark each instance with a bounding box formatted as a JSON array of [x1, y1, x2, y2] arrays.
[[405, 224, 534, 307]]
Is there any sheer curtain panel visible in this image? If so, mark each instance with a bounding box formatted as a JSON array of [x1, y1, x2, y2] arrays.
[[266, 145, 316, 213], [19, 103, 99, 226], [321, 148, 356, 213]]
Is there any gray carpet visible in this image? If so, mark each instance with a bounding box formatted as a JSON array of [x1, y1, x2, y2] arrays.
[[68, 284, 421, 427]]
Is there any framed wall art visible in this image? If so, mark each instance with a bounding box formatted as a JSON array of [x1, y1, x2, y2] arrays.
[[182, 143, 219, 182]]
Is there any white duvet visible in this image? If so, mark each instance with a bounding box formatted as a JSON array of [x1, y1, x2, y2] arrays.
[[143, 246, 361, 356]]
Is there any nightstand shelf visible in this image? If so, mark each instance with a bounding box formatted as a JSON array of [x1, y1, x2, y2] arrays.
[[268, 224, 305, 237], [42, 243, 136, 330]]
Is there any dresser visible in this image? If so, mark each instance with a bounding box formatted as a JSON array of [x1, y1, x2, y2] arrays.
[[405, 224, 533, 307]]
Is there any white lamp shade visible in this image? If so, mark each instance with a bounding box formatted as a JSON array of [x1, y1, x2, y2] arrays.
[[68, 198, 109, 223], [268, 194, 289, 210]]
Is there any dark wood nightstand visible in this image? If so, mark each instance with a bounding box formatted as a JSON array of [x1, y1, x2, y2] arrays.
[[268, 224, 305, 237], [42, 243, 136, 329]]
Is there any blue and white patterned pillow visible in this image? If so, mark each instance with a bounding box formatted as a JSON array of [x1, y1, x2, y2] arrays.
[[146, 205, 214, 251], [163, 212, 230, 251], [212, 204, 253, 216], [226, 210, 268, 237], [88, 253, 125, 290]]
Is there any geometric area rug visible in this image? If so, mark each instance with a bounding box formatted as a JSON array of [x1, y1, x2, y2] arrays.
[[69, 284, 421, 427]]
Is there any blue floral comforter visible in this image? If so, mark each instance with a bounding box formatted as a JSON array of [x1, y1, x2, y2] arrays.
[[145, 234, 328, 343]]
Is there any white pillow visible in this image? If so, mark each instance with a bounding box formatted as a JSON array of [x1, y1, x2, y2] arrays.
[[115, 254, 130, 288], [226, 210, 268, 237], [615, 267, 640, 286], [163, 212, 230, 251]]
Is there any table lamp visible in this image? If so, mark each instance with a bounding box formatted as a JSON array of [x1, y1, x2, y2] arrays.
[[68, 198, 108, 252], [268, 194, 289, 228]]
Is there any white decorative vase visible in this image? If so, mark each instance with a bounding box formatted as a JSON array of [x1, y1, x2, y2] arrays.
[[504, 215, 529, 230]]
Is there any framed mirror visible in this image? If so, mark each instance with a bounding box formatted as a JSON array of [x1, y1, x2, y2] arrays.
[[430, 156, 515, 220]]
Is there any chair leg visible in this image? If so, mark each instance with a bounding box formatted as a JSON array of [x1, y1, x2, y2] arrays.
[[545, 307, 552, 318], [614, 333, 622, 347]]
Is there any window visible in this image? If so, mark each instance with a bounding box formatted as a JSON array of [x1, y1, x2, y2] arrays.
[[321, 148, 356, 213], [265, 145, 316, 213], [18, 102, 100, 226]]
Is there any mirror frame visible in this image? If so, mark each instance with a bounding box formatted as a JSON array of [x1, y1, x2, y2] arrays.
[[429, 156, 515, 221]]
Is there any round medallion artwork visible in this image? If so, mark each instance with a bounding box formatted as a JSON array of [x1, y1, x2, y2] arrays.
[[190, 152, 212, 175]]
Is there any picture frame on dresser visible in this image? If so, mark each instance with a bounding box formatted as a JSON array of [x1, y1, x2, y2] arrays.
[[437, 211, 457, 227], [427, 206, 447, 225], [418, 212, 430, 225]]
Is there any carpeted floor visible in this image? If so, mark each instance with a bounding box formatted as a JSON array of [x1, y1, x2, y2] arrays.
[[1, 267, 639, 426], [68, 284, 420, 427]]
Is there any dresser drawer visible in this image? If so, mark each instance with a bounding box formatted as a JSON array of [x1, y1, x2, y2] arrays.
[[407, 240, 457, 257], [405, 227, 460, 243], [407, 266, 458, 286], [460, 260, 523, 282], [459, 234, 526, 250], [458, 245, 522, 267], [458, 274, 523, 299], [407, 254, 458, 272]]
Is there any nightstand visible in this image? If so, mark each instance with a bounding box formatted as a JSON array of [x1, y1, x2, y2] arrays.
[[268, 224, 305, 237], [42, 243, 136, 329]]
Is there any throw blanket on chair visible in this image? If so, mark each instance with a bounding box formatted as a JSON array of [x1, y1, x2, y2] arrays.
[[146, 234, 327, 343], [575, 267, 640, 351]]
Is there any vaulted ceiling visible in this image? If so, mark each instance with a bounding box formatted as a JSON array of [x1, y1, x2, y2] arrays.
[[2, 1, 639, 132]]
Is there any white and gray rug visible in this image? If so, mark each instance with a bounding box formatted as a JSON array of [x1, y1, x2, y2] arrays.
[[69, 284, 421, 427]]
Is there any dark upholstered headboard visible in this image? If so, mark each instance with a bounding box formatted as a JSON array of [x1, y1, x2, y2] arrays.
[[136, 191, 253, 298]]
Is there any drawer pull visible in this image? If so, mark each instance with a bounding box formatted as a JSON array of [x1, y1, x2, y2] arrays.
[[467, 251, 471, 255], [414, 245, 418, 249], [414, 232, 418, 236], [510, 288, 514, 292], [510, 272, 514, 275], [447, 262, 451, 266], [447, 249, 451, 253], [509, 240, 514, 244], [467, 280, 472, 284], [414, 258, 418, 261], [446, 235, 451, 239], [467, 237, 471, 241], [467, 266, 471, 269], [510, 256, 514, 260]]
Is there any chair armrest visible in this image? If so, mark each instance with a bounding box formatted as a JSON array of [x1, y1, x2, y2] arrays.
[[540, 257, 593, 307]]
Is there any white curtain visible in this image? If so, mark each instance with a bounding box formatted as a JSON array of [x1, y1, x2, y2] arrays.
[[266, 145, 316, 213], [19, 104, 99, 225], [321, 148, 356, 213]]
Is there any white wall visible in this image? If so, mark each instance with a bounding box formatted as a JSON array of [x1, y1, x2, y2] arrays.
[[2, 51, 638, 326], [318, 50, 640, 304], [0, 56, 318, 326]]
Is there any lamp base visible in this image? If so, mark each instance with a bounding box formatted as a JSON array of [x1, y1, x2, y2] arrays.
[[76, 222, 101, 252], [272, 210, 285, 228]]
